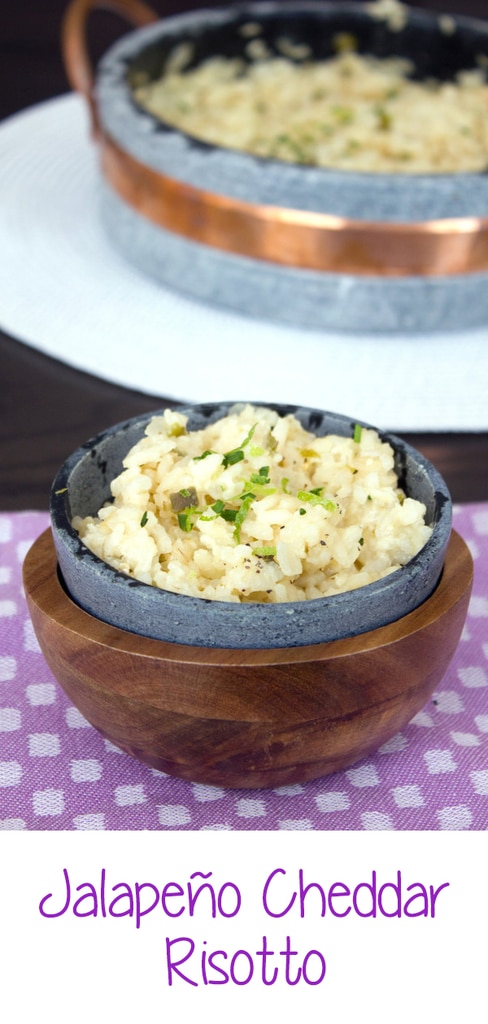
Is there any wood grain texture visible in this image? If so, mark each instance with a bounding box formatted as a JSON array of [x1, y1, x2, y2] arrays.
[[23, 528, 473, 788]]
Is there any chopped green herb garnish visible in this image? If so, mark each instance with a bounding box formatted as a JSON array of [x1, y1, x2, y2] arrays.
[[250, 466, 270, 485], [211, 500, 225, 514], [353, 423, 363, 443], [331, 104, 354, 124], [297, 489, 336, 512], [140, 510, 148, 527], [221, 423, 257, 469], [359, 537, 364, 546], [222, 448, 245, 468], [252, 545, 276, 558], [299, 508, 307, 516], [281, 477, 290, 493], [233, 492, 255, 542], [194, 449, 214, 461], [220, 508, 238, 522], [375, 105, 392, 131], [177, 511, 193, 532]]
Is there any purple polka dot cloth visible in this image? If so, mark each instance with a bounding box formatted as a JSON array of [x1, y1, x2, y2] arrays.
[[1, 508, 487, 831]]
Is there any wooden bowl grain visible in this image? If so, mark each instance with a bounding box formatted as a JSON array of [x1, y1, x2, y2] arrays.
[[23, 528, 473, 789]]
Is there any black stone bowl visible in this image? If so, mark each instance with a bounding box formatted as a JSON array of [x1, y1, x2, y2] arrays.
[[50, 403, 452, 649]]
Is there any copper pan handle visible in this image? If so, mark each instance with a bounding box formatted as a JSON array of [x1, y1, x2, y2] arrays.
[[61, 0, 159, 136]]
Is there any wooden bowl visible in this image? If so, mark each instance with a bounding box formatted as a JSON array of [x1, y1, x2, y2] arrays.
[[23, 528, 472, 789]]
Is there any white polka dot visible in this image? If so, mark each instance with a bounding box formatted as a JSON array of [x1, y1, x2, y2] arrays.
[[433, 690, 464, 713], [460, 624, 471, 641], [473, 509, 488, 535], [0, 656, 16, 682], [23, 618, 41, 651], [70, 759, 102, 782], [450, 731, 480, 747], [469, 596, 488, 618], [236, 798, 266, 818], [114, 783, 146, 806], [104, 739, 125, 753], [26, 683, 56, 706], [200, 824, 233, 831], [73, 813, 106, 830], [0, 567, 11, 584], [315, 791, 350, 813], [0, 520, 13, 543], [361, 812, 395, 830], [28, 733, 61, 757], [191, 784, 225, 803], [470, 769, 488, 795], [16, 540, 33, 562], [410, 711, 434, 727], [437, 805, 473, 830], [157, 804, 192, 827], [465, 539, 480, 561], [378, 733, 408, 754], [0, 708, 21, 732], [424, 749, 457, 774], [273, 784, 305, 796], [346, 765, 380, 788], [475, 714, 488, 733], [65, 706, 91, 728], [33, 789, 65, 816], [0, 761, 22, 787], [392, 785, 424, 808], [457, 666, 487, 689], [278, 819, 313, 830], [0, 818, 26, 830], [0, 600, 17, 618]]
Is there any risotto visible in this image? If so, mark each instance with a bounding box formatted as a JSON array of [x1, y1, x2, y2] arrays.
[[132, 6, 488, 174], [72, 404, 432, 603]]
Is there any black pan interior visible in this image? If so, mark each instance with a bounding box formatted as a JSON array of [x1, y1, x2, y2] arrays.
[[126, 3, 488, 88]]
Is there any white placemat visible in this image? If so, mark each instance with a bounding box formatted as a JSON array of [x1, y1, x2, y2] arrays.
[[1, 94, 487, 432]]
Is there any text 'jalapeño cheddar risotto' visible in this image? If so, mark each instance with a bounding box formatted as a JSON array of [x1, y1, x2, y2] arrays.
[[72, 405, 432, 603]]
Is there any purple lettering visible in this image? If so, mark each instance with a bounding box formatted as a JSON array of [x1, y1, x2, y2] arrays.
[[39, 867, 71, 918], [166, 937, 198, 987], [263, 869, 296, 918]]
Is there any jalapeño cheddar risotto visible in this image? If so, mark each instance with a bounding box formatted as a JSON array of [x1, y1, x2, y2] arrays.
[[133, 11, 488, 174], [72, 404, 432, 603]]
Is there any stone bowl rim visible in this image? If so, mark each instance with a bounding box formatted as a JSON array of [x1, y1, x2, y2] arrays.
[[49, 401, 453, 649]]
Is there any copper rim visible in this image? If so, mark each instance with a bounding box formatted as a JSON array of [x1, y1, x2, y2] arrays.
[[100, 131, 488, 278]]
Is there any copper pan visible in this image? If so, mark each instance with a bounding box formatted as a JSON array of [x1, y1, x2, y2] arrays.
[[62, 0, 488, 279]]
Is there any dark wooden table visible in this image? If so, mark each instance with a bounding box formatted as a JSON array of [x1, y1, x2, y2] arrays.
[[1, 0, 488, 510]]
